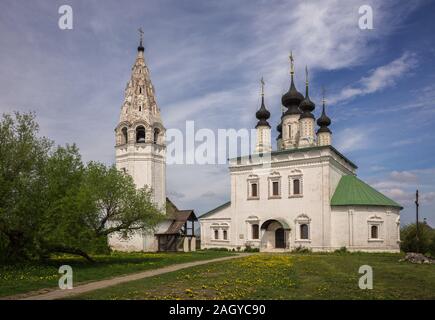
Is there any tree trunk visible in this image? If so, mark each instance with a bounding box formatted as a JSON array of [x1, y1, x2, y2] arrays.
[[48, 245, 95, 262]]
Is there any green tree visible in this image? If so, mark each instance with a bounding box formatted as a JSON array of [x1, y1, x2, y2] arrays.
[[0, 112, 165, 261], [400, 222, 435, 256], [78, 162, 164, 239], [0, 112, 52, 260]]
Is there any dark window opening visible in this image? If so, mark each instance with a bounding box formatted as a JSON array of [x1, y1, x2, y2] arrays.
[[300, 224, 309, 240], [121, 127, 128, 144], [293, 179, 301, 195], [136, 126, 146, 143], [214, 229, 219, 240], [272, 181, 279, 196], [252, 224, 259, 240], [223, 230, 228, 240], [251, 183, 258, 197], [371, 225, 378, 239]]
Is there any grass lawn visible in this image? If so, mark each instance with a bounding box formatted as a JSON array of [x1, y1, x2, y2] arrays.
[[0, 250, 234, 297], [72, 253, 435, 300]]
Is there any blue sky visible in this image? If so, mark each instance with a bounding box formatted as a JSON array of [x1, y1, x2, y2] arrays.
[[0, 0, 434, 226]]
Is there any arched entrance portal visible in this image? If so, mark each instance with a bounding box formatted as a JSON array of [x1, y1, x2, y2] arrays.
[[260, 219, 290, 251]]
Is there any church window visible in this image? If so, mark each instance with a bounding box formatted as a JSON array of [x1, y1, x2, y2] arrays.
[[121, 127, 128, 144], [268, 172, 281, 199], [252, 224, 259, 240], [139, 87, 142, 94], [153, 128, 160, 144], [272, 181, 279, 196], [247, 175, 260, 200], [251, 183, 258, 197], [223, 230, 228, 240], [371, 225, 378, 239], [293, 179, 301, 195], [300, 224, 309, 240], [289, 170, 303, 197], [214, 229, 219, 240], [367, 216, 383, 241], [295, 214, 311, 242], [288, 125, 292, 139], [136, 126, 146, 143], [139, 105, 142, 112]]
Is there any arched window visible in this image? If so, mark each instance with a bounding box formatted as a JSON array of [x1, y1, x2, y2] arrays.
[[371, 225, 378, 239], [223, 230, 228, 240], [139, 105, 142, 112], [293, 179, 301, 195], [153, 128, 160, 144], [252, 224, 259, 240], [136, 126, 146, 143], [214, 229, 219, 240], [121, 127, 128, 144], [300, 224, 309, 240]]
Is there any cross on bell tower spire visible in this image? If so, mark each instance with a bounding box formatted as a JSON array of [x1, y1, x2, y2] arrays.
[[138, 27, 145, 52]]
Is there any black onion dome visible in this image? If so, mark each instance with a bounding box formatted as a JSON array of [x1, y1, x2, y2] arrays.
[[282, 76, 304, 116], [299, 83, 315, 119], [255, 96, 271, 128], [317, 103, 331, 133]]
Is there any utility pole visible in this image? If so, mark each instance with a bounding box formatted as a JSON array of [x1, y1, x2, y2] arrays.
[[415, 189, 419, 252]]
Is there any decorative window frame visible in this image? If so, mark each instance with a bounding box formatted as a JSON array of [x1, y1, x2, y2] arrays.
[[210, 223, 230, 242], [288, 169, 303, 198], [268, 171, 281, 199], [247, 174, 260, 200], [294, 214, 311, 243], [246, 216, 260, 241], [367, 215, 384, 242]]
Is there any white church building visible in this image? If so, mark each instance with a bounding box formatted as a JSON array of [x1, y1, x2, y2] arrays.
[[199, 55, 402, 253]]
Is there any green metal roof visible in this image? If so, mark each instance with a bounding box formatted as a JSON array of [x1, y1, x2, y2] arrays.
[[331, 175, 403, 209]]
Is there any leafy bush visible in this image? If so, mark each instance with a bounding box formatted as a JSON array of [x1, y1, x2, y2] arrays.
[[291, 246, 312, 254], [334, 246, 348, 254], [400, 222, 435, 256], [202, 247, 231, 252], [243, 245, 259, 252]]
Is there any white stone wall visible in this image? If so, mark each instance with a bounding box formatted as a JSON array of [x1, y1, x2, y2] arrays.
[[281, 114, 300, 149], [317, 131, 331, 146], [298, 118, 315, 147], [255, 125, 271, 153], [331, 206, 400, 252]]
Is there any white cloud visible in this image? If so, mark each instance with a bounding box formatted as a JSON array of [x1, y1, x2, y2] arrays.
[[390, 170, 418, 183], [334, 127, 373, 153], [330, 52, 418, 104]]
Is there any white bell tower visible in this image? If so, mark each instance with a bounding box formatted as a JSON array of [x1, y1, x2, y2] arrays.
[[114, 30, 166, 210]]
